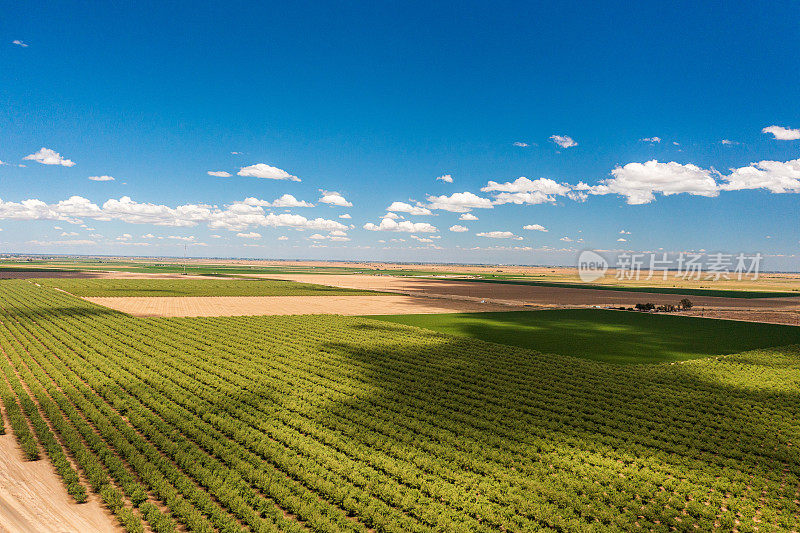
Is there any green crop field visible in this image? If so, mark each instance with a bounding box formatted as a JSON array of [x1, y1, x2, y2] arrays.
[[0, 281, 798, 532], [369, 309, 800, 364], [32, 277, 381, 297]]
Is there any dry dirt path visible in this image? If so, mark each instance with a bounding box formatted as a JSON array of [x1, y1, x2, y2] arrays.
[[0, 433, 120, 533], [84, 294, 519, 317]]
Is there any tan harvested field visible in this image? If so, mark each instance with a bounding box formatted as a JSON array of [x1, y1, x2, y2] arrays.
[[85, 294, 519, 317], [0, 433, 120, 533]]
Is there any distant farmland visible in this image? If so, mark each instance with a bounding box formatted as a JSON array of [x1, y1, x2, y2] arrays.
[[34, 277, 381, 297], [0, 281, 798, 531]]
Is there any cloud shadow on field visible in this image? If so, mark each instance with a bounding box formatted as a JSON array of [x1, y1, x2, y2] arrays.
[[306, 317, 800, 528]]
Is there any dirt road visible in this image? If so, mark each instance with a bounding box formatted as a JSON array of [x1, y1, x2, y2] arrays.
[[0, 432, 120, 533]]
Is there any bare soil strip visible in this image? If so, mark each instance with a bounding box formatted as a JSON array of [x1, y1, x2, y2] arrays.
[[84, 295, 518, 317], [0, 434, 120, 533]]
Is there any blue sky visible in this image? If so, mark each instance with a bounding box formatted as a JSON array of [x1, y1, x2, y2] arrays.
[[2, 1, 799, 268]]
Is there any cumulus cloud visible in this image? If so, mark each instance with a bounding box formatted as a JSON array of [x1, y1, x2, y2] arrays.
[[237, 163, 300, 181], [88, 175, 115, 181], [620, 230, 631, 234], [61, 231, 79, 237], [0, 195, 347, 233], [271, 194, 314, 208], [318, 191, 353, 207], [481, 177, 571, 205], [589, 160, 719, 204], [309, 231, 350, 242], [549, 135, 577, 148], [617, 238, 627, 242], [513, 142, 529, 147], [236, 232, 261, 239], [12, 40, 28, 47], [278, 235, 289, 241], [383, 212, 401, 220], [523, 224, 547, 232], [476, 231, 523, 240], [436, 174, 453, 183], [338, 213, 351, 219], [23, 147, 76, 167], [386, 201, 431, 215], [720, 139, 733, 145], [640, 137, 661, 143], [426, 192, 493, 212], [207, 171, 232, 177], [720, 158, 800, 193], [459, 213, 478, 221], [762, 125, 800, 141], [449, 225, 468, 232], [28, 239, 96, 246], [363, 217, 437, 233], [560, 236, 573, 242]]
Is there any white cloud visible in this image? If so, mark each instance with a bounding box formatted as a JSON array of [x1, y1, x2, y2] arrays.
[[141, 233, 155, 239], [426, 191, 493, 213], [560, 236, 573, 242], [762, 125, 800, 141], [167, 235, 196, 242], [513, 142, 529, 147], [237, 232, 261, 239], [410, 235, 434, 243], [589, 160, 719, 204], [383, 212, 401, 220], [720, 158, 800, 193], [338, 213, 351, 219], [549, 135, 577, 148], [270, 194, 314, 208], [482, 177, 571, 205], [523, 224, 547, 232], [619, 230, 631, 235], [278, 235, 289, 241], [237, 163, 300, 181], [207, 171, 232, 177], [617, 238, 627, 242], [720, 139, 733, 145], [61, 231, 79, 237], [28, 239, 96, 246], [482, 177, 570, 195], [363, 217, 437, 233], [88, 175, 115, 181], [386, 201, 431, 215], [459, 213, 478, 221], [436, 174, 453, 183], [230, 151, 242, 155], [0, 195, 347, 234], [449, 225, 468, 232], [640, 137, 661, 143], [477, 231, 523, 240], [309, 231, 350, 242], [23, 147, 76, 167], [318, 191, 353, 207], [12, 40, 28, 47]]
